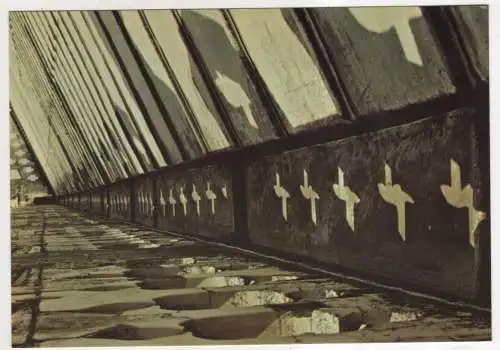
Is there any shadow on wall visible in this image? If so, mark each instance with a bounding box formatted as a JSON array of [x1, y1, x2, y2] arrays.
[[112, 103, 154, 172], [97, 9, 344, 147], [311, 7, 455, 112], [143, 61, 205, 158], [181, 9, 342, 135], [182, 10, 269, 142]]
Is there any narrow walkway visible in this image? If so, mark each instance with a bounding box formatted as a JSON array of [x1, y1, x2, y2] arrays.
[[11, 206, 491, 346]]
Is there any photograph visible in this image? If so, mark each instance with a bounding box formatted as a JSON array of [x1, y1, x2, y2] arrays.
[[9, 4, 491, 347]]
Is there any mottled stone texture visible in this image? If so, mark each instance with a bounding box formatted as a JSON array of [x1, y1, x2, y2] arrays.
[[452, 6, 489, 81], [135, 176, 155, 227], [80, 192, 91, 212], [157, 164, 234, 240], [90, 189, 104, 216], [11, 206, 491, 346], [67, 195, 78, 210], [109, 182, 132, 222], [311, 8, 456, 114], [247, 109, 486, 299]]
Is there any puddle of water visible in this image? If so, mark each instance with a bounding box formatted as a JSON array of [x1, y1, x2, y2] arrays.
[[181, 258, 196, 265], [125, 267, 181, 279], [138, 277, 186, 290], [182, 308, 277, 340], [87, 324, 183, 340], [221, 291, 294, 309], [184, 306, 365, 340], [271, 276, 299, 282], [390, 311, 424, 323], [137, 274, 254, 291], [57, 273, 125, 281], [181, 264, 284, 276], [285, 284, 368, 301], [272, 308, 363, 336], [110, 234, 131, 240], [155, 289, 296, 311], [324, 289, 341, 298], [280, 314, 313, 336], [126, 237, 148, 245], [154, 291, 210, 310], [78, 302, 155, 314], [198, 276, 247, 288], [139, 243, 160, 249], [79, 285, 137, 292], [311, 308, 346, 334], [182, 266, 217, 275], [126, 259, 168, 269], [274, 308, 422, 337]]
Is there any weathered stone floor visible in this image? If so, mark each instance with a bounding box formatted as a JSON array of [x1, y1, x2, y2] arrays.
[[11, 205, 491, 347]]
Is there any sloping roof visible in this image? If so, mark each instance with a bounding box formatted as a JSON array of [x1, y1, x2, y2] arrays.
[[9, 7, 488, 195]]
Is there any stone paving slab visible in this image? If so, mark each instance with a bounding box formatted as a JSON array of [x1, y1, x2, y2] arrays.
[[10, 205, 491, 347]]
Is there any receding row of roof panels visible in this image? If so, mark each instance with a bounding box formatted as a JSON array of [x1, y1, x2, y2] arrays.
[[9, 7, 488, 194]]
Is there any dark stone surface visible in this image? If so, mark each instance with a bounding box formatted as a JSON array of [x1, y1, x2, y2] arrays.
[[68, 195, 78, 210], [11, 205, 492, 346], [246, 109, 486, 299], [33, 196, 56, 205], [134, 176, 155, 227], [452, 6, 488, 81], [80, 192, 91, 212], [157, 163, 234, 240], [180, 10, 279, 145], [311, 7, 456, 114], [109, 182, 132, 222], [90, 189, 104, 216]]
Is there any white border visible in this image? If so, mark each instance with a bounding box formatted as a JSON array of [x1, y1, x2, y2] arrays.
[[1, 0, 492, 10], [1, 1, 496, 350]]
